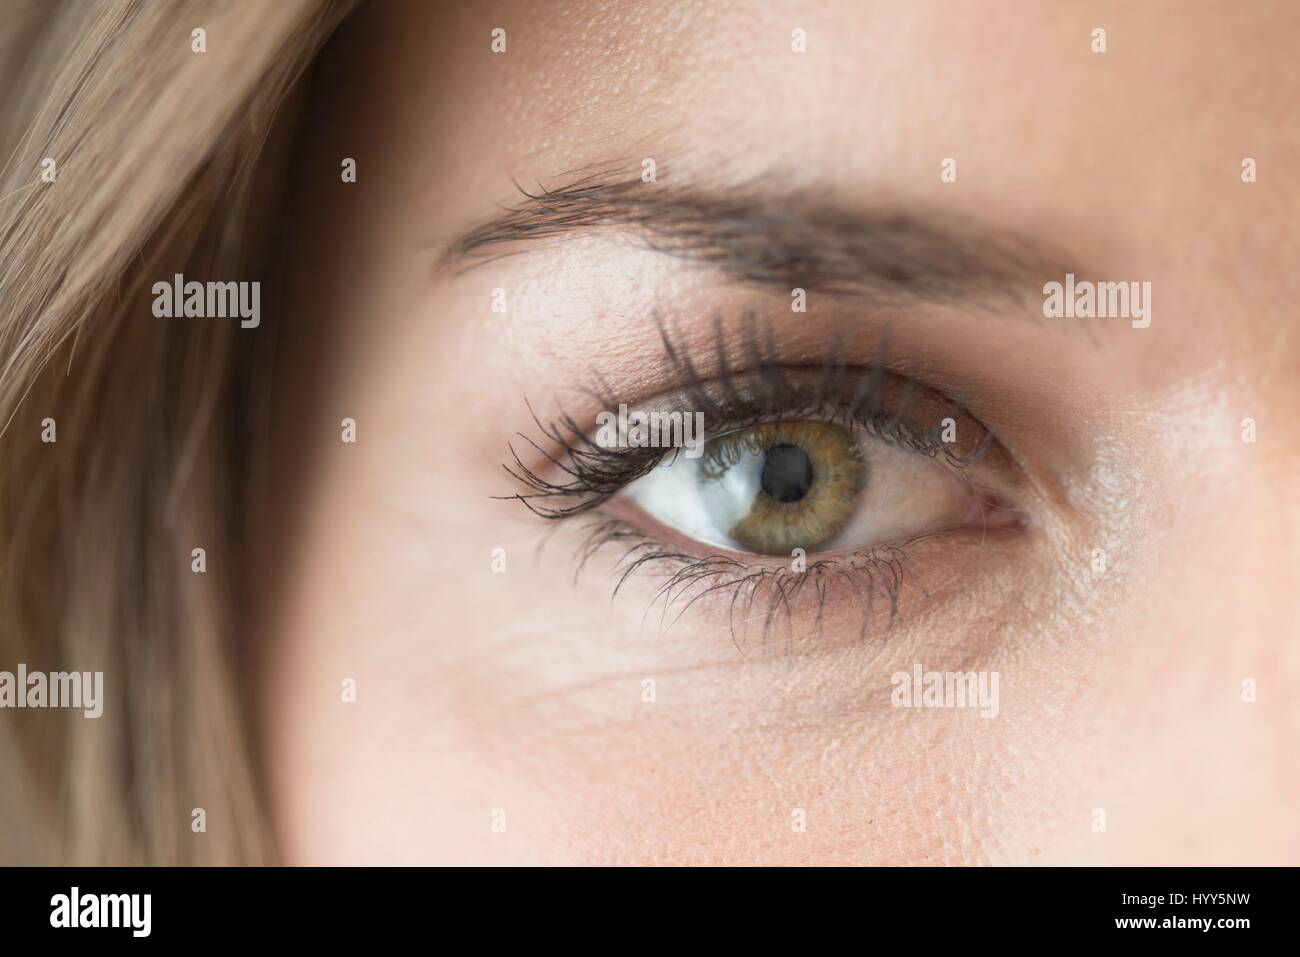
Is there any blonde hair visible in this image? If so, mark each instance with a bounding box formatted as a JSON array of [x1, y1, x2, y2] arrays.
[[0, 0, 359, 864]]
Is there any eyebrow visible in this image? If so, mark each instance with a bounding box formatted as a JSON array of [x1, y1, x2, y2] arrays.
[[442, 169, 1075, 312]]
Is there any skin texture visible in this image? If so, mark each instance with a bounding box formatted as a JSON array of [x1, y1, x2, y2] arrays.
[[258, 0, 1300, 864]]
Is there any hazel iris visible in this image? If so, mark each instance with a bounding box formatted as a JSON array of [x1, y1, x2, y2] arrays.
[[697, 421, 867, 554]]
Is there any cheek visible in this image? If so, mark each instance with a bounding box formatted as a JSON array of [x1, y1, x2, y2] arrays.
[[395, 642, 1082, 865]]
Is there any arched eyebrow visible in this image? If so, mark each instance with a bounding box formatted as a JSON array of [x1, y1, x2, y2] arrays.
[[440, 169, 1079, 313]]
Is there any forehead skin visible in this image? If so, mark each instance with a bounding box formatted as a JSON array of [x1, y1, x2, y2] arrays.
[[259, 0, 1300, 864], [362, 0, 1297, 382]]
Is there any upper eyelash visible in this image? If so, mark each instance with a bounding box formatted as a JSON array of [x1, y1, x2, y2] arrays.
[[500, 312, 995, 521]]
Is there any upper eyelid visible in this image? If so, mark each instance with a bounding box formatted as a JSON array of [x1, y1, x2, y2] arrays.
[[500, 314, 1034, 519], [609, 362, 998, 465]]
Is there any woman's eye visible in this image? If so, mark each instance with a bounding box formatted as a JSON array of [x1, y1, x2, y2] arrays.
[[623, 420, 993, 557]]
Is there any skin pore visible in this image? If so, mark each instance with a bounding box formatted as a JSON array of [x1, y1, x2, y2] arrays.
[[258, 0, 1300, 864]]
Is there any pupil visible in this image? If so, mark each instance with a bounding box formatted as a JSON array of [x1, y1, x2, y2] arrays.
[[760, 444, 813, 503]]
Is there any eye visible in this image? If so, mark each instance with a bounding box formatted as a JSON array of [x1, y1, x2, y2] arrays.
[[623, 420, 996, 557]]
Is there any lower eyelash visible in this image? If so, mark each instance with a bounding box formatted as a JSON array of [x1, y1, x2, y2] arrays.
[[568, 513, 917, 647]]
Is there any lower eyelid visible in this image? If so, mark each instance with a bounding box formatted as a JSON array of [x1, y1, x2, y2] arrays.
[[560, 507, 1027, 648]]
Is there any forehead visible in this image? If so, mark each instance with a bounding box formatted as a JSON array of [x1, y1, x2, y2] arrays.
[[388, 2, 1296, 174]]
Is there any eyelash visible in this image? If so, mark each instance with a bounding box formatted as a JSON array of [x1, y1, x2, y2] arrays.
[[499, 315, 1004, 644]]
